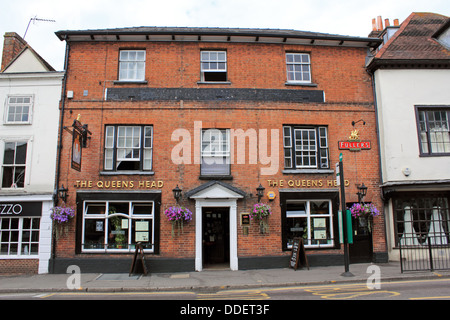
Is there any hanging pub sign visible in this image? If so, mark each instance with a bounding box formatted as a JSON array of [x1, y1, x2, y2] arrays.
[[71, 127, 82, 171], [338, 129, 371, 151], [68, 114, 92, 172]]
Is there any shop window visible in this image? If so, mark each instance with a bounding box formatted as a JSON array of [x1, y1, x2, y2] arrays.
[[118, 50, 146, 81], [394, 194, 450, 247], [200, 51, 227, 82], [283, 126, 329, 170], [0, 217, 40, 256], [286, 53, 311, 84], [284, 199, 334, 249], [201, 128, 230, 176], [82, 201, 154, 252], [104, 125, 153, 172], [5, 95, 33, 124], [416, 107, 450, 155], [1, 141, 27, 188]]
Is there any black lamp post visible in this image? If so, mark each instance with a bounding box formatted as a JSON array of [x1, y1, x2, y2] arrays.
[[356, 183, 368, 203], [256, 184, 265, 202], [172, 185, 182, 203]]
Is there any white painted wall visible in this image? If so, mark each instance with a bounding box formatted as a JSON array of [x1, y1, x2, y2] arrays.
[[0, 69, 63, 273], [374, 69, 450, 184], [0, 72, 64, 194]]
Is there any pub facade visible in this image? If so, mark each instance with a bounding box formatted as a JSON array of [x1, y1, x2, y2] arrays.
[[52, 27, 386, 273]]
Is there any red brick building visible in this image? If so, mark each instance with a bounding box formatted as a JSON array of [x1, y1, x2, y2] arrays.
[[52, 27, 386, 273]]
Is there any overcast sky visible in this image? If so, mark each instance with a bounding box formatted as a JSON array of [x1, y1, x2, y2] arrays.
[[1, 0, 450, 70]]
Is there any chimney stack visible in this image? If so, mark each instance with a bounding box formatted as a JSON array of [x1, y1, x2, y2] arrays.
[[377, 16, 384, 31], [1, 32, 27, 71]]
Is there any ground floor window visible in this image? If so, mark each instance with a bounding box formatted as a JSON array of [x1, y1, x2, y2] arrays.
[[82, 201, 154, 252], [394, 193, 450, 247], [284, 199, 334, 249], [0, 217, 40, 256]]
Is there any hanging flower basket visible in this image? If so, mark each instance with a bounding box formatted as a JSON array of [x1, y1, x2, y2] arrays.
[[164, 206, 193, 237], [50, 206, 75, 224], [349, 203, 379, 233], [349, 203, 379, 218], [50, 206, 75, 238], [250, 203, 272, 234]]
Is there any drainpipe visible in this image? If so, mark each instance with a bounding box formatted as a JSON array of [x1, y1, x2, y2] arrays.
[[51, 40, 70, 273]]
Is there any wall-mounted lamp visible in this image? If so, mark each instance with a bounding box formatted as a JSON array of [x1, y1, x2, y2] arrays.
[[172, 185, 182, 203], [352, 119, 366, 126], [58, 185, 69, 202], [356, 183, 368, 203], [256, 184, 265, 202]]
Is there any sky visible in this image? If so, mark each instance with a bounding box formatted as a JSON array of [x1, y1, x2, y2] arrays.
[[1, 0, 450, 71]]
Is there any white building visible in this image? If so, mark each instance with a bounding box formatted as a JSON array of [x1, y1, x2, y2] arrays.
[[367, 13, 450, 266], [0, 32, 64, 274]]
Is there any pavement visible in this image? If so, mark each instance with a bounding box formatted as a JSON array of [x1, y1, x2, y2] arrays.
[[1, 262, 449, 293]]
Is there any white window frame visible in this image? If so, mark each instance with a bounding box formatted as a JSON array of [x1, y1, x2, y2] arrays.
[[286, 53, 311, 84], [285, 199, 334, 249], [81, 201, 155, 253], [104, 125, 153, 171], [201, 128, 230, 176], [1, 141, 27, 189], [0, 217, 40, 257], [4, 95, 33, 124], [200, 51, 227, 82], [118, 50, 146, 81], [283, 126, 329, 170]]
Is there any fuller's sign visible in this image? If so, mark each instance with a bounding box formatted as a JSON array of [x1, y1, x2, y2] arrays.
[[338, 140, 371, 150], [338, 129, 371, 151]]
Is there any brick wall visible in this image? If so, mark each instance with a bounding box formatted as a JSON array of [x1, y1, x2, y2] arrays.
[[56, 38, 385, 264], [0, 259, 38, 274]]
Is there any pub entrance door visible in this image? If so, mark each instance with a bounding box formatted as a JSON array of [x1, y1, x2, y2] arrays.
[[202, 207, 230, 268], [349, 215, 373, 263]]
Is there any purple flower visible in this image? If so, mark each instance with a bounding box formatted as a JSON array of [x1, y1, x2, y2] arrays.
[[51, 206, 75, 224], [249, 203, 271, 220], [164, 206, 193, 222]]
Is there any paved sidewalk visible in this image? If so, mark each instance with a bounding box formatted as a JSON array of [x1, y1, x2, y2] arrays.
[[1, 262, 449, 293]]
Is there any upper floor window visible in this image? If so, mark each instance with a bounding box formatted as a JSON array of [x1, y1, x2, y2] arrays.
[[5, 96, 32, 124], [1, 141, 27, 188], [201, 51, 227, 82], [201, 128, 230, 176], [416, 107, 450, 155], [286, 53, 311, 84], [119, 50, 146, 81], [283, 126, 329, 170], [104, 125, 153, 172]]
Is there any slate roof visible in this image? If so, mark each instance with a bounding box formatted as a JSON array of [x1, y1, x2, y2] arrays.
[[367, 12, 450, 71]]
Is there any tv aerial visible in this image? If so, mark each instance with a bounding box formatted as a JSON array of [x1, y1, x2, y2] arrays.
[[24, 16, 56, 39]]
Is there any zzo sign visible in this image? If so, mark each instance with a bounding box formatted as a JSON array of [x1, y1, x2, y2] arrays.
[[0, 202, 42, 217], [0, 203, 23, 215]]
